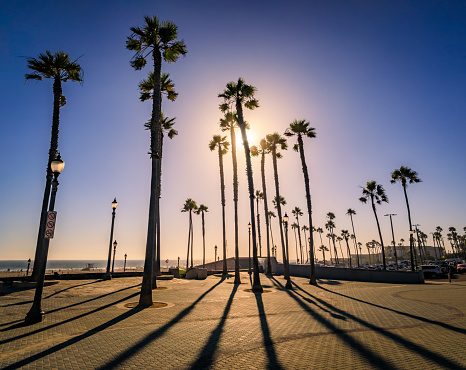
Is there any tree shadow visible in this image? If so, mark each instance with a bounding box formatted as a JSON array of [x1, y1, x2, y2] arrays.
[[315, 285, 466, 335], [254, 292, 284, 369], [290, 281, 464, 369], [316, 279, 341, 285], [268, 276, 395, 369], [0, 281, 58, 296], [98, 277, 226, 369], [43, 279, 104, 299], [189, 283, 238, 369]]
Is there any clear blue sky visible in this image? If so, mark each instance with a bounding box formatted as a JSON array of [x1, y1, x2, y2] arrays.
[[1, 0, 465, 262]]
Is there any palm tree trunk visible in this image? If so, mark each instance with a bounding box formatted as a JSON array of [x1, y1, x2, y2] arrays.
[[190, 211, 194, 268], [256, 198, 262, 257], [217, 147, 228, 275], [186, 211, 191, 271], [349, 215, 360, 267], [332, 233, 339, 265], [297, 134, 316, 284], [296, 217, 303, 264], [269, 214, 275, 257], [371, 198, 386, 269], [236, 102, 262, 292], [293, 228, 298, 264], [261, 152, 272, 273], [202, 211, 205, 269], [345, 239, 352, 268], [230, 126, 240, 283], [402, 185, 416, 271]]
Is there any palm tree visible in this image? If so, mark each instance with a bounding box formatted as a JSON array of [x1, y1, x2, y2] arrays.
[[209, 135, 229, 275], [251, 140, 272, 273], [291, 222, 299, 264], [336, 236, 345, 265], [325, 213, 339, 265], [268, 211, 277, 258], [326, 232, 334, 264], [25, 50, 83, 281], [219, 111, 241, 283], [366, 241, 373, 264], [346, 209, 360, 267], [266, 132, 291, 288], [127, 15, 187, 306], [285, 119, 317, 284], [341, 230, 352, 268], [391, 166, 421, 272], [140, 72, 178, 280], [291, 207, 304, 265], [302, 225, 310, 257], [182, 198, 198, 270], [255, 190, 264, 257], [219, 78, 262, 292], [360, 181, 389, 270], [318, 245, 329, 265], [195, 205, 208, 269]]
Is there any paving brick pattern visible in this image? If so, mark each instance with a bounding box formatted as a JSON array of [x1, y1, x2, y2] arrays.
[[1, 273, 465, 369]]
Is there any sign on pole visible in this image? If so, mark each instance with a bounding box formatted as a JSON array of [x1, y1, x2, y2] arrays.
[[44, 211, 57, 239]]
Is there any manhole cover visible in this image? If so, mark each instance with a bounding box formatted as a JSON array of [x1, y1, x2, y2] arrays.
[[124, 302, 168, 309]]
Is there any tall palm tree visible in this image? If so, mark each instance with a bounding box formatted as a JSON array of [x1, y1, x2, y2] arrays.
[[341, 230, 352, 268], [302, 224, 310, 258], [360, 181, 389, 270], [219, 111, 241, 283], [391, 166, 421, 272], [268, 211, 277, 258], [127, 15, 187, 306], [285, 119, 317, 284], [209, 135, 229, 275], [291, 222, 299, 264], [251, 140, 272, 273], [140, 72, 178, 280], [346, 209, 360, 267], [336, 236, 345, 265], [255, 190, 264, 257], [219, 78, 262, 292], [325, 213, 339, 265], [266, 132, 291, 288], [25, 50, 83, 281], [291, 207, 304, 265], [182, 198, 198, 270], [318, 245, 329, 265], [195, 205, 208, 269], [326, 232, 334, 264]]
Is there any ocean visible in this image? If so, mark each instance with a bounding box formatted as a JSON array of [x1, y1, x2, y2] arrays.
[[0, 259, 205, 272]]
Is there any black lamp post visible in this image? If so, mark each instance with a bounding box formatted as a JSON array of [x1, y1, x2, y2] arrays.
[[27, 258, 31, 276], [177, 256, 180, 269], [104, 198, 118, 280], [26, 153, 65, 324], [124, 253, 127, 272], [112, 240, 117, 274], [248, 222, 252, 275], [214, 245, 218, 271], [283, 213, 292, 289]]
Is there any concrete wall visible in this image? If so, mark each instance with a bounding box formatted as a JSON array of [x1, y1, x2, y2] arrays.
[[270, 258, 424, 284]]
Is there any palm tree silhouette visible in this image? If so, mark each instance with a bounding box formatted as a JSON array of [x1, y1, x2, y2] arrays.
[[266, 133, 291, 288], [391, 166, 421, 271], [209, 135, 229, 275], [268, 211, 277, 258], [182, 198, 198, 270], [341, 230, 352, 268], [291, 222, 299, 264], [291, 207, 304, 265], [285, 119, 317, 284], [251, 140, 272, 273], [255, 190, 264, 257], [346, 209, 360, 267], [25, 50, 83, 281], [127, 15, 186, 306], [195, 205, 208, 269], [325, 213, 339, 265], [360, 181, 389, 270], [219, 78, 262, 292], [318, 245, 329, 266]]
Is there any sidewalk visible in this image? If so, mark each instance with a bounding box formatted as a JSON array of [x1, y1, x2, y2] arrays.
[[1, 273, 465, 369]]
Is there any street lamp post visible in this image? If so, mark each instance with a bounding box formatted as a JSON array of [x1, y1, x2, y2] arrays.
[[409, 229, 415, 270], [124, 253, 127, 272], [214, 245, 218, 271], [112, 240, 117, 274], [25, 153, 65, 324], [177, 256, 180, 269], [384, 214, 398, 269], [27, 258, 31, 276], [283, 213, 292, 289], [248, 222, 252, 275], [104, 198, 118, 280]]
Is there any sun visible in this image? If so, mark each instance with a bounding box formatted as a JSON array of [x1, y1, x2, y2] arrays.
[[236, 130, 256, 146]]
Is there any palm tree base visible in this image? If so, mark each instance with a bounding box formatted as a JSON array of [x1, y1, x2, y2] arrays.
[[285, 279, 293, 289], [252, 283, 263, 293], [234, 277, 241, 284], [309, 278, 317, 286]]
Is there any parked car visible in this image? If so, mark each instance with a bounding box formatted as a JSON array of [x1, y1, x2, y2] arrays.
[[418, 265, 443, 278], [457, 264, 466, 274]]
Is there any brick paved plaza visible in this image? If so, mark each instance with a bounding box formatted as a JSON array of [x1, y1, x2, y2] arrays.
[[1, 273, 465, 369]]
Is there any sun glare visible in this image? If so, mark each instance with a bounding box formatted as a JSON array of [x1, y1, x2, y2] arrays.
[[236, 130, 256, 146]]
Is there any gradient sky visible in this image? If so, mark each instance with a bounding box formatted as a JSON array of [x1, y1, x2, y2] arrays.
[[1, 0, 465, 263]]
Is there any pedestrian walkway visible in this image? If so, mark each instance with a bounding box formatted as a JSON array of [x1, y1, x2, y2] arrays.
[[1, 273, 465, 369]]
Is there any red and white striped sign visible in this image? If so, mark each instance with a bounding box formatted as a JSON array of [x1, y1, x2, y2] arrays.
[[44, 211, 57, 239]]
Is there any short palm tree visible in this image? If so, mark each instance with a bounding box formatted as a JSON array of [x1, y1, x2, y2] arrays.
[[291, 222, 299, 264], [127, 15, 186, 306], [219, 78, 262, 292], [251, 140, 272, 272], [346, 209, 360, 267], [209, 135, 229, 275], [325, 213, 339, 265], [266, 133, 291, 288], [285, 119, 317, 283], [291, 207, 304, 265], [219, 111, 241, 283], [390, 166, 421, 271], [318, 245, 329, 265], [341, 230, 352, 268], [25, 50, 83, 281], [360, 181, 389, 269], [182, 198, 198, 270], [195, 205, 208, 269]]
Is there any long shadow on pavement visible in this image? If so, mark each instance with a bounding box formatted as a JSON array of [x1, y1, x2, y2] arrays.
[[317, 285, 466, 335], [254, 291, 284, 370], [44, 279, 104, 299], [98, 277, 226, 369], [291, 281, 464, 370], [189, 283, 238, 369], [268, 276, 395, 370]]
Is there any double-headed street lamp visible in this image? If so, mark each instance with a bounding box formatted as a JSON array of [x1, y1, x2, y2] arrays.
[[26, 153, 65, 324], [283, 213, 292, 289], [112, 240, 117, 274], [104, 198, 118, 280]]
